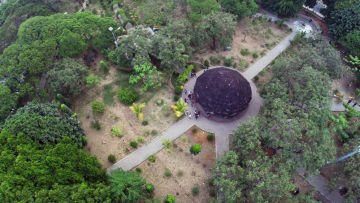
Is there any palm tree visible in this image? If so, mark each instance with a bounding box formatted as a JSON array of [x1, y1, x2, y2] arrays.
[[171, 99, 188, 118], [130, 103, 146, 121]]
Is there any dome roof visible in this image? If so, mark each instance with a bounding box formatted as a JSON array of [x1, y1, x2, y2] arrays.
[[194, 67, 252, 119]]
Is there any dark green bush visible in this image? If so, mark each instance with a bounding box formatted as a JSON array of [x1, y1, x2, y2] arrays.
[[91, 120, 102, 130], [142, 120, 149, 126], [130, 141, 138, 148], [190, 144, 202, 155], [209, 55, 222, 65], [223, 57, 233, 67], [204, 59, 210, 67], [135, 168, 142, 173], [92, 100, 106, 113], [148, 155, 156, 163], [207, 133, 215, 142], [164, 168, 172, 177], [145, 183, 155, 193], [117, 88, 138, 105], [108, 154, 116, 163], [192, 185, 200, 196]]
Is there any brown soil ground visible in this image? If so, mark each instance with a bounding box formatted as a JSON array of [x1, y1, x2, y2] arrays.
[[195, 17, 290, 71], [73, 62, 176, 168], [137, 127, 216, 203]]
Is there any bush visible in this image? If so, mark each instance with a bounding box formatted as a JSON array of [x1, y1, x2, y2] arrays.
[[117, 88, 138, 105], [100, 60, 109, 74], [108, 154, 116, 163], [252, 52, 259, 59], [254, 75, 259, 82], [209, 55, 222, 65], [207, 133, 215, 142], [130, 141, 138, 148], [151, 130, 158, 136], [91, 120, 102, 130], [141, 120, 149, 126], [92, 100, 106, 113], [148, 155, 156, 163], [145, 183, 155, 193], [176, 170, 184, 177], [223, 57, 233, 67], [204, 59, 210, 67], [176, 65, 194, 85], [111, 127, 123, 137], [191, 185, 200, 196], [190, 144, 202, 155], [165, 194, 176, 203], [85, 74, 101, 87], [174, 85, 183, 95], [240, 48, 250, 56], [135, 168, 142, 173], [164, 168, 172, 177], [137, 136, 145, 144]]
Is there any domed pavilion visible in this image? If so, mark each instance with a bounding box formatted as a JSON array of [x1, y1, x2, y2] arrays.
[[193, 67, 252, 120]]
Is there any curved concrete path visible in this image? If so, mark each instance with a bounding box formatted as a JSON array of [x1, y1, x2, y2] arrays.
[[108, 14, 301, 173]]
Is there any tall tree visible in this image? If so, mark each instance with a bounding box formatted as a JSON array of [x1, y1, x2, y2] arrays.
[[262, 0, 305, 17], [219, 0, 258, 20]]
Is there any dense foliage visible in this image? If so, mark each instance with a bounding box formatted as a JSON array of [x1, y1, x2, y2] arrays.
[[0, 132, 111, 202], [110, 170, 147, 202], [0, 84, 17, 125], [47, 58, 88, 98], [0, 12, 115, 99], [262, 0, 305, 17], [219, 0, 258, 20], [3, 102, 85, 146], [213, 37, 342, 202]]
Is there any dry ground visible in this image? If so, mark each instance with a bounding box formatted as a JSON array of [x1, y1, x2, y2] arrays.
[[73, 63, 177, 168], [137, 127, 216, 203], [195, 17, 290, 71]]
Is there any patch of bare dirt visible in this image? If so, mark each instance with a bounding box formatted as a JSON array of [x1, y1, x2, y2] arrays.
[[195, 18, 290, 71], [137, 127, 216, 203]]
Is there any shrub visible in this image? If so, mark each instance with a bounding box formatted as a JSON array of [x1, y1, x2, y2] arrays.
[[135, 168, 142, 173], [151, 130, 158, 136], [145, 183, 155, 193], [130, 141, 138, 148], [204, 59, 210, 67], [162, 139, 173, 152], [85, 74, 100, 87], [108, 154, 116, 163], [141, 120, 149, 126], [176, 65, 194, 85], [148, 155, 156, 163], [174, 85, 183, 95], [192, 185, 200, 196], [252, 52, 259, 59], [254, 75, 259, 82], [100, 60, 109, 73], [223, 57, 233, 67], [190, 144, 202, 155], [165, 194, 176, 203], [117, 88, 138, 105], [207, 133, 215, 142], [239, 59, 249, 70], [171, 99, 188, 118], [192, 128, 198, 134], [91, 100, 105, 113], [240, 48, 250, 56], [164, 168, 172, 177], [111, 127, 123, 137], [176, 170, 184, 177], [137, 136, 145, 144], [209, 55, 222, 65], [91, 120, 102, 130]]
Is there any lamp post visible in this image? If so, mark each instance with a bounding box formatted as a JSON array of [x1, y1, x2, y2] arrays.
[[108, 27, 118, 48]]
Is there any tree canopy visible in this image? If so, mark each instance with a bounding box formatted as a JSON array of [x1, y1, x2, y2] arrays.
[[3, 102, 85, 146], [262, 0, 305, 17], [219, 0, 258, 20], [0, 131, 111, 202]]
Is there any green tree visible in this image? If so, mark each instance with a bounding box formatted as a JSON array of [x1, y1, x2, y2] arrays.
[[186, 0, 220, 23], [47, 58, 88, 98], [0, 132, 111, 202], [0, 84, 17, 124], [262, 0, 305, 17], [58, 29, 87, 57], [340, 30, 360, 57], [129, 58, 162, 92], [110, 170, 146, 202], [219, 0, 258, 20], [200, 11, 236, 50], [2, 102, 85, 146]]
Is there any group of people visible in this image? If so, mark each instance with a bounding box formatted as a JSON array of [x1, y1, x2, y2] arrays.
[[183, 71, 202, 120]]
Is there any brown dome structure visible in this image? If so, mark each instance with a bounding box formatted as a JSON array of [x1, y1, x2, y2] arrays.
[[194, 67, 252, 119]]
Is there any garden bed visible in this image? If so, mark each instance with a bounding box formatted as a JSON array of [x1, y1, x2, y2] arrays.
[[136, 127, 216, 202]]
